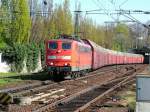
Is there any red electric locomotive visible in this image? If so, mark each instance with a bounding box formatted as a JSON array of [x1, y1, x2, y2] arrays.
[[46, 35, 92, 78]]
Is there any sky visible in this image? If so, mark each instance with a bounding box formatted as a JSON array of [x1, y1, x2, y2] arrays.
[[54, 0, 150, 25]]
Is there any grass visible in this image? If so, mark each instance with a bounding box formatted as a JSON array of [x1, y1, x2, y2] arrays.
[[0, 72, 18, 77], [119, 90, 136, 111], [0, 71, 51, 87], [0, 78, 22, 85], [0, 72, 23, 86], [0, 71, 50, 87]]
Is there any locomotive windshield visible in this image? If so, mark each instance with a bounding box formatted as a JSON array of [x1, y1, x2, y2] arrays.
[[62, 43, 71, 49], [49, 42, 58, 49]]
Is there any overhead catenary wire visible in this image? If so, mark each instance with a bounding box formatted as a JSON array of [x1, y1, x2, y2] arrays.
[[119, 0, 129, 8], [121, 12, 150, 28], [95, 0, 117, 21]]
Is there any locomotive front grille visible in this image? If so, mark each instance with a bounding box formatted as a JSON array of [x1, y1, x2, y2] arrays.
[[47, 66, 71, 72]]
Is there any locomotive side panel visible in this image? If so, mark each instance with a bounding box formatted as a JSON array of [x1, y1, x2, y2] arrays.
[[70, 41, 79, 71], [76, 43, 92, 71]]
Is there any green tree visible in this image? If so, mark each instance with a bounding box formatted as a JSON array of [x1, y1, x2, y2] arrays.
[[0, 8, 6, 49], [10, 0, 31, 45], [50, 0, 73, 35], [0, 0, 10, 49], [113, 23, 130, 51], [62, 0, 73, 34], [79, 18, 105, 46], [115, 23, 129, 37]]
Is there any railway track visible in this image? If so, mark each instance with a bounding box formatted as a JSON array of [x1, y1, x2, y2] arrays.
[[0, 81, 53, 94], [55, 74, 136, 112], [31, 65, 144, 112], [0, 65, 127, 96], [0, 64, 145, 112]]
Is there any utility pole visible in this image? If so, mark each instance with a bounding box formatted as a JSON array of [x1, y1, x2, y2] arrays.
[[74, 1, 81, 37], [74, 10, 81, 36], [42, 0, 47, 17], [30, 0, 33, 18]]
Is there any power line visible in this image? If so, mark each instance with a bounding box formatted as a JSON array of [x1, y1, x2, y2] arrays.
[[119, 0, 129, 8], [104, 20, 136, 23], [85, 9, 150, 15], [94, 0, 117, 21]]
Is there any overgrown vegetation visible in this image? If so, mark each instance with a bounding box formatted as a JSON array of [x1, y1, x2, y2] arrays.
[[2, 42, 44, 73], [0, 72, 18, 77], [0, 78, 22, 85]]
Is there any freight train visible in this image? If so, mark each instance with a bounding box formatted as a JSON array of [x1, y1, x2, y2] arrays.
[[46, 35, 144, 78]]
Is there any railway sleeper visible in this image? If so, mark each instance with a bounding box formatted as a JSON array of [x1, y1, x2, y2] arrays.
[[55, 75, 136, 112]]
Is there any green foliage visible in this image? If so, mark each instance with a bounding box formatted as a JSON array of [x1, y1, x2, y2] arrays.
[[128, 102, 135, 112], [2, 44, 26, 72], [10, 0, 31, 44], [48, 0, 73, 37], [2, 43, 40, 73], [112, 23, 130, 51], [0, 0, 31, 46], [0, 1, 9, 48], [26, 43, 39, 72], [30, 0, 73, 42], [32, 43, 39, 70], [2, 46, 15, 64], [0, 78, 22, 86], [112, 41, 122, 51], [0, 72, 17, 77], [13, 44, 26, 72], [79, 18, 105, 46], [115, 23, 129, 36], [0, 37, 7, 49], [26, 44, 33, 72]]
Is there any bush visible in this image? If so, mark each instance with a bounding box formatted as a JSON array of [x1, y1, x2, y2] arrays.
[[2, 44, 27, 72], [2, 42, 41, 73], [26, 43, 39, 72], [2, 46, 15, 64]]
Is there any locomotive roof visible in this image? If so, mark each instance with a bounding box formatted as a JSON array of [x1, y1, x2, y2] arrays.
[[47, 38, 90, 45], [48, 38, 74, 42]]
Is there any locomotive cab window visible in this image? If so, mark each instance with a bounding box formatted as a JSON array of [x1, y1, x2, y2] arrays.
[[48, 42, 58, 49], [62, 43, 71, 49]]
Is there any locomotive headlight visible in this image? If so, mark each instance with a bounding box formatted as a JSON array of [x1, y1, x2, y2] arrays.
[[64, 63, 70, 66], [64, 63, 68, 66], [50, 62, 54, 65]]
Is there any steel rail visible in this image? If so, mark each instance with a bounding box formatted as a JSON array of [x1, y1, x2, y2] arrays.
[[0, 65, 124, 95], [74, 73, 136, 112], [32, 67, 139, 112]]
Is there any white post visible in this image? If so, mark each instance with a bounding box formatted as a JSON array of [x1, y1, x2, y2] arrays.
[[0, 53, 2, 63], [0, 53, 10, 73]]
